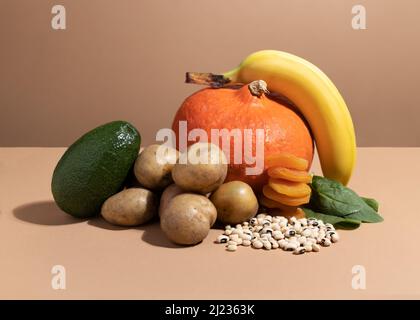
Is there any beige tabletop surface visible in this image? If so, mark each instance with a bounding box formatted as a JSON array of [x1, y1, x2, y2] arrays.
[[0, 147, 418, 300]]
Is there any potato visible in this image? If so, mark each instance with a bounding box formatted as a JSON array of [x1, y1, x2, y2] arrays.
[[160, 194, 217, 245], [134, 144, 179, 190], [210, 181, 258, 225], [159, 183, 185, 217], [101, 188, 157, 226], [172, 142, 227, 194]]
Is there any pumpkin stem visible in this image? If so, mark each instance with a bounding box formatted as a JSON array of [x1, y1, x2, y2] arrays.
[[248, 80, 269, 97], [185, 72, 231, 88]]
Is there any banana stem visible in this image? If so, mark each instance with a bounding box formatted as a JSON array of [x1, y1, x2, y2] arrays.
[[185, 72, 231, 88]]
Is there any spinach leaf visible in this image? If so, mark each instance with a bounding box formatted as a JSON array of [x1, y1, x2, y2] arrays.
[[362, 197, 379, 212], [309, 176, 383, 223], [302, 208, 361, 229]]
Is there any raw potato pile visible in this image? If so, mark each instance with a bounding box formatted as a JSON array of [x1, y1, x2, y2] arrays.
[[216, 213, 339, 254]]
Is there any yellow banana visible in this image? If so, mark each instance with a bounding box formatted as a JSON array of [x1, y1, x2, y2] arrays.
[[186, 50, 356, 185]]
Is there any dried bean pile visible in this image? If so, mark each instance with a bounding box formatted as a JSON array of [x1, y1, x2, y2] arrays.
[[216, 213, 339, 254]]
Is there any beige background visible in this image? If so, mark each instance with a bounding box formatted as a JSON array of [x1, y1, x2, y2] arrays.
[[1, 147, 418, 299], [0, 0, 419, 147]]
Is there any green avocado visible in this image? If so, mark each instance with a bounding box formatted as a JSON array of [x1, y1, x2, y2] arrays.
[[51, 121, 141, 218]]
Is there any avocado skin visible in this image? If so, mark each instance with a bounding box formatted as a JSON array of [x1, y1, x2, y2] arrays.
[[51, 121, 141, 218]]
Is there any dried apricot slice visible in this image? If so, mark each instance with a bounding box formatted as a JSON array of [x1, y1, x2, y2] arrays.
[[265, 152, 308, 171], [260, 195, 297, 211], [262, 185, 310, 206], [267, 167, 312, 183], [268, 178, 311, 198]]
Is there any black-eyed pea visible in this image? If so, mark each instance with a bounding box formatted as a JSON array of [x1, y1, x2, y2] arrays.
[[262, 220, 271, 227], [242, 239, 251, 246], [331, 233, 339, 243], [272, 230, 284, 240], [278, 239, 288, 249], [229, 234, 239, 241], [306, 238, 316, 245], [285, 228, 296, 238], [263, 240, 272, 250], [232, 228, 242, 235], [320, 238, 332, 247], [260, 233, 271, 240], [285, 242, 298, 251], [299, 218, 308, 226], [241, 234, 252, 241], [217, 235, 229, 244], [302, 228, 312, 237], [252, 240, 263, 249], [226, 244, 237, 252], [293, 247, 306, 255], [270, 238, 279, 249], [288, 236, 298, 243], [298, 236, 307, 245], [250, 218, 258, 226], [261, 227, 273, 235], [272, 224, 281, 231], [325, 223, 335, 231], [243, 229, 253, 235], [290, 216, 297, 224], [312, 243, 321, 252], [304, 244, 313, 252]]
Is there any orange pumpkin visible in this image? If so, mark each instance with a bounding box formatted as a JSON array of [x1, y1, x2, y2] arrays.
[[172, 80, 314, 192]]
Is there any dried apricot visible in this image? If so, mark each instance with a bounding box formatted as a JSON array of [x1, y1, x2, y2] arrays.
[[267, 167, 312, 183], [262, 185, 310, 206], [268, 178, 311, 198], [265, 152, 308, 171], [260, 195, 297, 211]]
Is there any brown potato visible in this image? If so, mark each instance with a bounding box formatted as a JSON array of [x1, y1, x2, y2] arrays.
[[134, 144, 178, 190], [101, 188, 157, 226], [172, 142, 227, 194], [160, 194, 217, 245], [159, 183, 185, 217], [210, 181, 258, 225]]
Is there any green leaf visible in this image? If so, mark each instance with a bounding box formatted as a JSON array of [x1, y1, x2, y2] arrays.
[[362, 197, 379, 212], [302, 208, 361, 229], [309, 176, 383, 223]]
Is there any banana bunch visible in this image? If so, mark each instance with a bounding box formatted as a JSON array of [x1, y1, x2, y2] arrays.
[[187, 50, 356, 185]]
